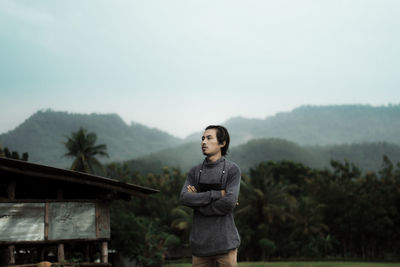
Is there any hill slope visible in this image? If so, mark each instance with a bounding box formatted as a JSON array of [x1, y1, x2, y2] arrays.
[[2, 104, 400, 169], [126, 138, 400, 174], [0, 110, 182, 168], [185, 104, 400, 146]]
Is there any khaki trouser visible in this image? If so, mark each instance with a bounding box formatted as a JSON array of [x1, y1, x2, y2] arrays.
[[192, 249, 237, 267]]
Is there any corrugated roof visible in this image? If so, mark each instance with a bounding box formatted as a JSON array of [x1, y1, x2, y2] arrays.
[[0, 157, 159, 198]]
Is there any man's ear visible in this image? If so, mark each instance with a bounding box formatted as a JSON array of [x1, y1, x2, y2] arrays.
[[220, 141, 226, 148]]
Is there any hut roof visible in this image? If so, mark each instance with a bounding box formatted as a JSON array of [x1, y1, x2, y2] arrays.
[[0, 157, 158, 200]]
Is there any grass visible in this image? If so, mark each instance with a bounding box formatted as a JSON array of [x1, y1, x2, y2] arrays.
[[164, 262, 400, 267]]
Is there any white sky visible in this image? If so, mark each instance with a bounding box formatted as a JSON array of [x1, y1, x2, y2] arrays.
[[0, 0, 399, 138]]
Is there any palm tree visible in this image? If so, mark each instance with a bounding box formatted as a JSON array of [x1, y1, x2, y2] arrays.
[[237, 168, 297, 226], [236, 164, 297, 260], [63, 127, 109, 173], [289, 196, 328, 242]]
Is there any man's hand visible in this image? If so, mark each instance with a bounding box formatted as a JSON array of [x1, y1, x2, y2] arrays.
[[187, 186, 227, 198], [187, 185, 197, 193]]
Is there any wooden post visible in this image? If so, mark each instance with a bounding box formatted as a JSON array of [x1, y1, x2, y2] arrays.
[[40, 247, 45, 262], [101, 241, 108, 263], [7, 181, 16, 200], [44, 203, 49, 240], [85, 243, 90, 262], [57, 188, 63, 200], [8, 245, 15, 265], [57, 243, 65, 262], [95, 204, 100, 238]]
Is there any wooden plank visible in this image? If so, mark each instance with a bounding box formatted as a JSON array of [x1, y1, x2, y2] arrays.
[[48, 203, 96, 240], [95, 203, 110, 239], [57, 243, 64, 262], [0, 203, 45, 241]]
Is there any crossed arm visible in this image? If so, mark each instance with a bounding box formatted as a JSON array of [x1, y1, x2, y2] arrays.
[[180, 166, 241, 216]]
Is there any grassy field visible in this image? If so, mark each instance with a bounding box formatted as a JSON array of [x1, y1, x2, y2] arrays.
[[164, 262, 400, 267]]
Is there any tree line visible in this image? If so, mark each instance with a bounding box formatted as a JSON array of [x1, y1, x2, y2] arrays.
[[63, 128, 400, 265], [105, 157, 400, 266]]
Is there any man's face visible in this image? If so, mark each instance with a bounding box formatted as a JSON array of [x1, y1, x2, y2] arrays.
[[201, 129, 225, 157]]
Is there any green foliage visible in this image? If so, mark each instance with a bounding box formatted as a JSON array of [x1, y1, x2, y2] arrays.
[[258, 238, 276, 261], [234, 158, 400, 261], [110, 210, 167, 267], [107, 155, 400, 262], [109, 165, 190, 266], [164, 234, 181, 249]]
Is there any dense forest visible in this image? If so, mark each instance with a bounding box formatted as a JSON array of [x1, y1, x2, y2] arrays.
[[108, 157, 400, 265]]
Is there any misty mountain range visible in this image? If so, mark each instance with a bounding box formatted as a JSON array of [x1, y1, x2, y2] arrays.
[[185, 104, 400, 145], [1, 104, 399, 172], [127, 138, 400, 175]]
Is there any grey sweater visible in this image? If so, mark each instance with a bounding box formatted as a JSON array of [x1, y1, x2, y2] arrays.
[[180, 157, 241, 256]]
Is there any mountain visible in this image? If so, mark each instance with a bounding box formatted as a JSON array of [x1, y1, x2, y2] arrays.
[[185, 104, 400, 146], [0, 109, 182, 168], [231, 139, 400, 173], [228, 138, 324, 171], [126, 141, 203, 175], [2, 104, 400, 170], [126, 138, 400, 174]]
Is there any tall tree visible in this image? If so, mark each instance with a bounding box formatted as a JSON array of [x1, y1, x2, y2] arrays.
[[236, 162, 297, 260], [0, 144, 29, 161], [63, 127, 108, 173]]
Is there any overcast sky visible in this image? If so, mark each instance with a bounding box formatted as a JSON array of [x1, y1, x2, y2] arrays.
[[1, 0, 399, 138]]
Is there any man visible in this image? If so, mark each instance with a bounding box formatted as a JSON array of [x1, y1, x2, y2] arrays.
[[180, 125, 241, 267]]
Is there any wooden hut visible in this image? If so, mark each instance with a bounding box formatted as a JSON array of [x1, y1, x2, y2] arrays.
[[0, 157, 158, 266]]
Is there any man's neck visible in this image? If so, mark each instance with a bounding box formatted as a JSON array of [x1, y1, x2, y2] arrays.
[[207, 153, 222, 163]]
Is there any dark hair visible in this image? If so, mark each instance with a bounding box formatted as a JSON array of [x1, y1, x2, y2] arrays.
[[205, 125, 230, 156]]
